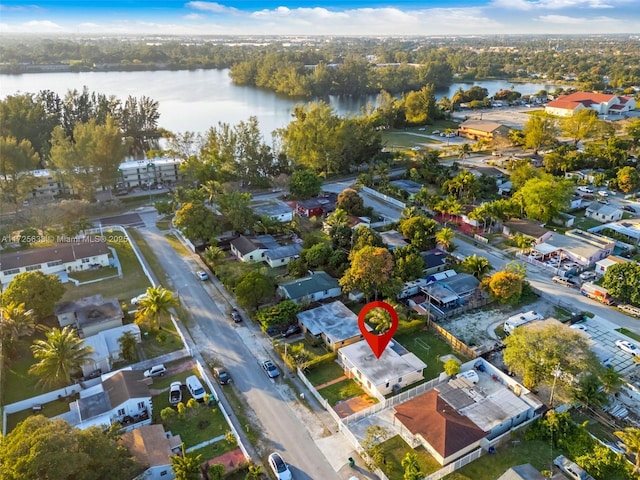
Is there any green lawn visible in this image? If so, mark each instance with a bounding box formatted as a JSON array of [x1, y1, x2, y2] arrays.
[[139, 316, 184, 358], [68, 266, 119, 282], [379, 435, 441, 480], [305, 361, 345, 387], [155, 393, 229, 448], [573, 214, 604, 231], [394, 329, 467, 381], [188, 441, 239, 462], [128, 229, 171, 285], [318, 378, 369, 406], [444, 435, 562, 480], [60, 234, 150, 304], [6, 400, 72, 433]]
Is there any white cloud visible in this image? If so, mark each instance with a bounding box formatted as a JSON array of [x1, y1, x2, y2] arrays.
[[0, 4, 44, 12], [186, 2, 239, 14], [22, 20, 64, 30], [184, 13, 204, 20], [537, 13, 617, 23], [491, 0, 618, 10]]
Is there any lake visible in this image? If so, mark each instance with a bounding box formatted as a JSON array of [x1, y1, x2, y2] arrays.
[[1, 69, 556, 137]]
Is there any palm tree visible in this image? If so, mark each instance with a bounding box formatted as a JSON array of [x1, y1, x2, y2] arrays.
[[513, 233, 535, 252], [435, 227, 455, 252], [460, 254, 493, 279], [171, 451, 202, 480], [325, 208, 349, 228], [29, 326, 94, 388], [204, 245, 226, 266], [0, 301, 36, 350], [456, 143, 472, 161], [366, 308, 392, 334], [401, 452, 423, 480], [118, 331, 138, 362], [135, 286, 179, 330], [614, 427, 640, 474], [200, 179, 221, 210], [245, 463, 263, 480]]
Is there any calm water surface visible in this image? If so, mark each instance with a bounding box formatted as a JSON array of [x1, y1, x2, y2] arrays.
[[0, 69, 555, 136]]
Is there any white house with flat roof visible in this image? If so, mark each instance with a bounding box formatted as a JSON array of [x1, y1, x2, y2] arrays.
[[296, 301, 367, 351], [81, 324, 141, 377], [595, 255, 629, 275], [264, 243, 302, 268], [339, 339, 426, 401], [252, 200, 294, 223]]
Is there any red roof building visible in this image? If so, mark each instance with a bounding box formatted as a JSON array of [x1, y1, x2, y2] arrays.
[[545, 92, 636, 117]]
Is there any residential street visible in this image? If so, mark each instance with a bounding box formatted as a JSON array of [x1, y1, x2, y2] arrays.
[[134, 215, 344, 480]]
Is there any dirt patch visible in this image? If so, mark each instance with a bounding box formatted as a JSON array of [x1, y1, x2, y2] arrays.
[[440, 299, 558, 352], [333, 395, 377, 418]]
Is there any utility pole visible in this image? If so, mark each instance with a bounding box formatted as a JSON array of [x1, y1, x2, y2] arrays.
[[549, 363, 561, 407]]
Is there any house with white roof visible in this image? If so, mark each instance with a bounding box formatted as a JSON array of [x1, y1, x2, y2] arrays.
[[252, 200, 294, 223], [339, 339, 426, 401], [595, 255, 629, 275], [296, 301, 366, 351], [81, 324, 142, 377], [120, 424, 182, 480], [264, 243, 302, 268], [116, 157, 184, 188]]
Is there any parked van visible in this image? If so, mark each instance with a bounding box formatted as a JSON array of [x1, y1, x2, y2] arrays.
[[185, 375, 206, 402], [619, 304, 640, 318]]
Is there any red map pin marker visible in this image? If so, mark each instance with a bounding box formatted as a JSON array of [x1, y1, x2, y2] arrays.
[[358, 301, 399, 359]]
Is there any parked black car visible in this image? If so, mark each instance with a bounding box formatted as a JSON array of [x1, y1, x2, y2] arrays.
[[230, 308, 242, 323], [213, 367, 232, 385]]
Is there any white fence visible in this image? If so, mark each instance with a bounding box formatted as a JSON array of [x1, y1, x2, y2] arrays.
[[362, 186, 407, 209]]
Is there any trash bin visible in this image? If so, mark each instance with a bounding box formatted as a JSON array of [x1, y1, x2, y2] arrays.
[[488, 446, 496, 455], [348, 457, 355, 468]]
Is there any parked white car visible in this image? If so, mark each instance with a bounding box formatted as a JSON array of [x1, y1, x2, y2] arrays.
[[597, 190, 609, 197], [579, 271, 597, 281], [615, 340, 640, 356], [131, 293, 149, 305], [577, 186, 594, 193]]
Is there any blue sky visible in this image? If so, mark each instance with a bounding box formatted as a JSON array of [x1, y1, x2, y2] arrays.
[[1, 0, 639, 35]]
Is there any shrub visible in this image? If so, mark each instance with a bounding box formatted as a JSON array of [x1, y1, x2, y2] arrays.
[[160, 407, 177, 421]]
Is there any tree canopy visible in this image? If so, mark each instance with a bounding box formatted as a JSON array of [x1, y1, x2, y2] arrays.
[[2, 271, 65, 320], [602, 262, 640, 306], [503, 323, 597, 389], [0, 416, 143, 480], [340, 246, 396, 301]]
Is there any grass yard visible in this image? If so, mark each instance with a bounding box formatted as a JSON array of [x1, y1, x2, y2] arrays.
[[395, 329, 466, 381], [60, 233, 150, 304], [443, 436, 562, 480], [379, 435, 441, 480], [188, 441, 239, 462], [318, 378, 368, 406], [304, 361, 345, 387], [156, 217, 172, 231], [573, 214, 604, 231], [139, 316, 184, 358], [68, 266, 119, 282], [155, 399, 229, 448], [6, 400, 72, 433]]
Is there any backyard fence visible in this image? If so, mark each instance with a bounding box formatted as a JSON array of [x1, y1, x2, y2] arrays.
[[427, 320, 478, 359]]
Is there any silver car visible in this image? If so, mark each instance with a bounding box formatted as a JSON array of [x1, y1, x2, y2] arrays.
[[268, 452, 292, 480]]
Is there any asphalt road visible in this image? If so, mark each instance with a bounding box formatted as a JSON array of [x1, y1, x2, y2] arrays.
[[136, 219, 337, 480]]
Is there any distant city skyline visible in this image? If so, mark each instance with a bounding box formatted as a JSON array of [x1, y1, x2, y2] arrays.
[[1, 0, 639, 35]]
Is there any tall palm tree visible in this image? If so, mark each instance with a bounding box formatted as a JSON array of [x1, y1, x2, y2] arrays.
[[614, 427, 640, 474], [0, 301, 36, 350], [200, 179, 221, 210], [29, 326, 94, 388], [456, 143, 472, 160], [436, 227, 455, 252], [325, 208, 349, 228], [460, 254, 493, 279], [135, 286, 179, 330]]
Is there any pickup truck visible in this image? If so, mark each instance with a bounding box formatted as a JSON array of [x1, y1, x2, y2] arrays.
[[169, 382, 182, 406]]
